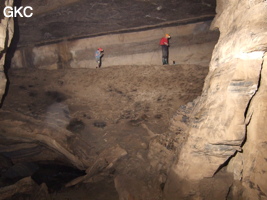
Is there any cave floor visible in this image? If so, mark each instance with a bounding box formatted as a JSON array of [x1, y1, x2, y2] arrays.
[[0, 65, 208, 199]]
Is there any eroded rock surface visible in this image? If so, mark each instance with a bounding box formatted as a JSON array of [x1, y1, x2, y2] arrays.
[[0, 0, 13, 101], [167, 0, 267, 199]]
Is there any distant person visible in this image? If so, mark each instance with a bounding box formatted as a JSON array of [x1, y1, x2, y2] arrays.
[[159, 34, 171, 65], [95, 48, 104, 68]]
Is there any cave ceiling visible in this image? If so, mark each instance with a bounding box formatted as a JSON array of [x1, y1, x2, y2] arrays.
[[17, 0, 216, 47]]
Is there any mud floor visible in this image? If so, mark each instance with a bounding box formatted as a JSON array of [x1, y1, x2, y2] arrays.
[[0, 64, 208, 199]]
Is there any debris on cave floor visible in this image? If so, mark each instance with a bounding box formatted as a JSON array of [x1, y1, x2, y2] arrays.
[[0, 65, 208, 199]]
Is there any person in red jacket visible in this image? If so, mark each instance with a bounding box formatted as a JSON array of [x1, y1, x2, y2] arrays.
[[159, 34, 171, 65]]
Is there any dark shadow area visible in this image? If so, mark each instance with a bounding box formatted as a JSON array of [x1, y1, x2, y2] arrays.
[[0, 1, 5, 21], [0, 0, 21, 107], [213, 151, 238, 177], [0, 159, 86, 193], [32, 163, 86, 192]]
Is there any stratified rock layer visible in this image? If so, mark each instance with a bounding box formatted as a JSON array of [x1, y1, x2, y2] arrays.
[[11, 21, 219, 69], [168, 0, 267, 199]]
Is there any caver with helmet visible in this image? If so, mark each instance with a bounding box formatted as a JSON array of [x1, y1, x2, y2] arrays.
[[95, 48, 104, 68], [159, 34, 171, 65]]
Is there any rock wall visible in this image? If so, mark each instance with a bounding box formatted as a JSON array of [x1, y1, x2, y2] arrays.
[[166, 0, 267, 199], [21, 0, 80, 16], [0, 0, 13, 101], [238, 56, 267, 199], [11, 21, 219, 69]]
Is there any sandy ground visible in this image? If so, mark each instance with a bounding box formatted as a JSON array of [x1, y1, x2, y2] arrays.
[[0, 64, 209, 199]]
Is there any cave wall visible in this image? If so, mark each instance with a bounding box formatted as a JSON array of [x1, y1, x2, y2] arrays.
[[0, 0, 13, 101], [11, 21, 219, 69], [21, 0, 80, 16], [166, 0, 267, 199]]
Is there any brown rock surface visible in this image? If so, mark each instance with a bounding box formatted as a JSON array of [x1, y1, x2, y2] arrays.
[[0, 177, 39, 200], [166, 0, 267, 199], [229, 52, 267, 199]]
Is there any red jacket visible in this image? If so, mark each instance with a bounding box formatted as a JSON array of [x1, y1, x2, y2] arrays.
[[160, 37, 169, 46]]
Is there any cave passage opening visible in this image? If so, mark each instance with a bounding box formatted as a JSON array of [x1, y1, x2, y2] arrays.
[[0, 0, 220, 199]]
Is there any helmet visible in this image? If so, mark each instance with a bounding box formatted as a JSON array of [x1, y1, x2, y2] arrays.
[[98, 48, 104, 51], [165, 34, 171, 38]]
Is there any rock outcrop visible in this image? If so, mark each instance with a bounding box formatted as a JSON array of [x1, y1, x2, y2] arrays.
[[0, 0, 13, 102], [167, 0, 267, 199]]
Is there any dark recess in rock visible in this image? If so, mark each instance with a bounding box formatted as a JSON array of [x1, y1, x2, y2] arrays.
[[67, 118, 85, 133]]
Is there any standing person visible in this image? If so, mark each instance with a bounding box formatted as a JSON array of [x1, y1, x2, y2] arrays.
[[95, 48, 104, 68], [159, 34, 171, 65]]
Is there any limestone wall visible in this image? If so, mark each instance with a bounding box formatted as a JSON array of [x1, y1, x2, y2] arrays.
[[11, 21, 219, 69], [167, 0, 267, 199], [0, 0, 13, 101]]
